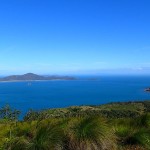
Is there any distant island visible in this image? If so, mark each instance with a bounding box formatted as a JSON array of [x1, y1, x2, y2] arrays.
[[0, 73, 76, 82], [145, 88, 150, 92]]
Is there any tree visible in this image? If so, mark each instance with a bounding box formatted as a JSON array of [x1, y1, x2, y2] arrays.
[[0, 104, 11, 119]]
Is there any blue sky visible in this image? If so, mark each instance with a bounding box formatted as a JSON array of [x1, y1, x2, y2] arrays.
[[0, 0, 150, 75]]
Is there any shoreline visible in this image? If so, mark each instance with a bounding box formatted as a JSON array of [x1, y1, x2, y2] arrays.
[[0, 79, 75, 83]]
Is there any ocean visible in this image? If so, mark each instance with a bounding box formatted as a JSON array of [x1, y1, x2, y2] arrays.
[[0, 75, 150, 117]]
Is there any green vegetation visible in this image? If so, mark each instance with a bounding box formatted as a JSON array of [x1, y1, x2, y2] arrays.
[[0, 101, 150, 149], [24, 100, 150, 120]]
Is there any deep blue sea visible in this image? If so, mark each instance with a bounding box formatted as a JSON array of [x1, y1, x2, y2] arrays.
[[0, 75, 150, 117]]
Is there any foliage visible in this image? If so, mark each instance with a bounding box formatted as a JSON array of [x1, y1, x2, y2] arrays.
[[0, 101, 150, 149], [24, 101, 150, 121], [0, 104, 20, 121]]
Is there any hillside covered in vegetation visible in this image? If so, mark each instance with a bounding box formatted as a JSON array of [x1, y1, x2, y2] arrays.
[[24, 100, 150, 121], [0, 73, 76, 82], [0, 101, 150, 150]]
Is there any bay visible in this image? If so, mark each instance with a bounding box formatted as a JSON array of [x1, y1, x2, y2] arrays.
[[0, 75, 150, 117]]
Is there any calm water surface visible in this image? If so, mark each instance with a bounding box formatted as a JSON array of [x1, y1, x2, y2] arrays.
[[0, 76, 150, 117]]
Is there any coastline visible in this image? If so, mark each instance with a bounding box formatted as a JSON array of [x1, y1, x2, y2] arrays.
[[0, 79, 75, 83]]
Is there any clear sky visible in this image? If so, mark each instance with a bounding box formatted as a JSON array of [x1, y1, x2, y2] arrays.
[[0, 0, 150, 75]]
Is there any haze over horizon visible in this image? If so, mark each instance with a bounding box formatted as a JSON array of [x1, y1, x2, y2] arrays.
[[0, 0, 150, 75]]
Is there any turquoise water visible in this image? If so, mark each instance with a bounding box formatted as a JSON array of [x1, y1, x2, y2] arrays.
[[0, 76, 150, 117]]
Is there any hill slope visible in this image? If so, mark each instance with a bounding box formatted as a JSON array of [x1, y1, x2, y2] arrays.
[[24, 100, 150, 121], [0, 73, 76, 81]]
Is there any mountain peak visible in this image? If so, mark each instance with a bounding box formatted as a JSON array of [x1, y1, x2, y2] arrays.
[[23, 73, 38, 76]]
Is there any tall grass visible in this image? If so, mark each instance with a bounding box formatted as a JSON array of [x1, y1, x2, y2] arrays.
[[0, 114, 150, 149]]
